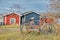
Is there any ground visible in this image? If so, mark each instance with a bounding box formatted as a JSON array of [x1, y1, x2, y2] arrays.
[[0, 24, 60, 40]]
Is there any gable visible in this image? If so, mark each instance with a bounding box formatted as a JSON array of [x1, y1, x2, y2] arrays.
[[6, 13, 19, 16], [4, 13, 22, 16], [21, 12, 40, 21], [22, 12, 40, 17]]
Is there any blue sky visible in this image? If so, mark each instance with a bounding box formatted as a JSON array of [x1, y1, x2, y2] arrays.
[[0, 0, 50, 14]]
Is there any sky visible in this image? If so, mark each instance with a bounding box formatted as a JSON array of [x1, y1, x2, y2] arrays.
[[0, 0, 50, 14]]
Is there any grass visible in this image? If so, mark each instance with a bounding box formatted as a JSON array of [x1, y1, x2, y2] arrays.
[[0, 24, 60, 40], [0, 31, 60, 40], [0, 24, 20, 28]]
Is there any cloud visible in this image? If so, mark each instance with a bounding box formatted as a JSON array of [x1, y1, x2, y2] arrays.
[[0, 0, 50, 13]]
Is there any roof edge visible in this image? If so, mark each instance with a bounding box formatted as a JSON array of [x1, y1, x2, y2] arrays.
[[3, 12, 22, 16], [22, 11, 40, 16]]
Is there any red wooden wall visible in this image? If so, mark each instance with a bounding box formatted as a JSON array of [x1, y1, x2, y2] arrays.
[[4, 13, 21, 25]]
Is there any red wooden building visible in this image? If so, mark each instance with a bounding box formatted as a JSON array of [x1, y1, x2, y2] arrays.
[[4, 13, 22, 25]]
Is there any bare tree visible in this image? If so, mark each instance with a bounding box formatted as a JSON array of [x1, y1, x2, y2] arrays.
[[50, 0, 60, 13], [5, 4, 23, 13]]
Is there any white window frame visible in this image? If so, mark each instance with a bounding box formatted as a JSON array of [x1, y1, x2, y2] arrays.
[[10, 18, 16, 24], [57, 18, 60, 23]]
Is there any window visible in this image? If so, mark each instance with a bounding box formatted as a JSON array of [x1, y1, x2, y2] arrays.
[[57, 18, 60, 23], [10, 18, 16, 24]]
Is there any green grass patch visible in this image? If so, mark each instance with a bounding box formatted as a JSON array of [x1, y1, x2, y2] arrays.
[[0, 24, 20, 28]]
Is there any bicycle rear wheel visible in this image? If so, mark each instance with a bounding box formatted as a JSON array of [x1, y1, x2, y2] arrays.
[[40, 23, 56, 34], [47, 24, 56, 34]]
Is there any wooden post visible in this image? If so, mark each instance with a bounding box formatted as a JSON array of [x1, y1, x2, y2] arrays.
[[19, 16, 20, 26], [2, 17, 3, 26], [5, 16, 6, 25]]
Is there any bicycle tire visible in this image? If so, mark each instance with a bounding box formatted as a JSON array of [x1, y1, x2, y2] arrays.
[[40, 23, 56, 34]]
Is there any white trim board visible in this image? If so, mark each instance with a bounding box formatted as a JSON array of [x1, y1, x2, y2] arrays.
[[10, 18, 16, 24]]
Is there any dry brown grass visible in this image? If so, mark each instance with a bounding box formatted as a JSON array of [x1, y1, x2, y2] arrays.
[[0, 24, 60, 40]]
